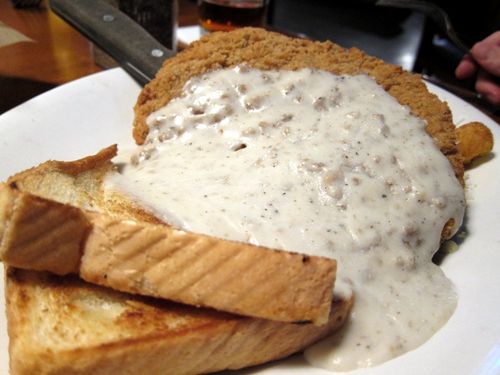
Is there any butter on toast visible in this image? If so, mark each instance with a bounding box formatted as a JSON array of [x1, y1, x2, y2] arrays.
[[6, 267, 352, 375], [0, 146, 336, 325]]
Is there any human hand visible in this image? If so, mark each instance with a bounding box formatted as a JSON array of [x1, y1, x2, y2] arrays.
[[455, 31, 500, 106]]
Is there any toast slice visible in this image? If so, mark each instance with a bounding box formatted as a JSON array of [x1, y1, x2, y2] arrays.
[[0, 146, 336, 325], [6, 267, 352, 375]]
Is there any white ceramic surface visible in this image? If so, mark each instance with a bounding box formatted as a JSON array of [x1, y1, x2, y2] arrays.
[[178, 25, 202, 45], [1, 68, 499, 375]]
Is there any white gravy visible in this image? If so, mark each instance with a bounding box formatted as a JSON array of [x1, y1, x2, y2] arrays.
[[106, 66, 465, 371]]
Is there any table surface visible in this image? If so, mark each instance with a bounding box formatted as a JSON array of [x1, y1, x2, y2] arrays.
[[0, 0, 197, 113], [0, 0, 98, 85], [0, 0, 197, 83], [0, 0, 498, 123]]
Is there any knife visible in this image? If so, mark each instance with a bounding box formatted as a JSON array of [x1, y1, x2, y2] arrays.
[[49, 0, 176, 86]]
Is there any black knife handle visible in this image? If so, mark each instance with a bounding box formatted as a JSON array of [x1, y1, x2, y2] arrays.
[[49, 0, 176, 85]]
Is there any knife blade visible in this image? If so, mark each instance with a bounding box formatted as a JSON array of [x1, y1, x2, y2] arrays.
[[49, 0, 176, 85]]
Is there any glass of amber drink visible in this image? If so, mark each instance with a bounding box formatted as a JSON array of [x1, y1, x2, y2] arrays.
[[198, 0, 268, 33]]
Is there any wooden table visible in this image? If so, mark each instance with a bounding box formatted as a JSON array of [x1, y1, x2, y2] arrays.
[[0, 0, 198, 113]]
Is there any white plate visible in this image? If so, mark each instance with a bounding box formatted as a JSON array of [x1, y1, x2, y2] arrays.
[[178, 25, 203, 45], [1, 68, 499, 375]]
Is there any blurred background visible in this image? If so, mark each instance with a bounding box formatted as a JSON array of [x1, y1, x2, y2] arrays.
[[0, 0, 499, 116], [267, 0, 500, 97]]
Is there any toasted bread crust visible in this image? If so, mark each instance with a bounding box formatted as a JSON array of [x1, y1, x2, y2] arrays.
[[134, 27, 463, 182], [6, 145, 165, 225], [1, 149, 337, 324], [6, 268, 353, 375], [0, 187, 90, 275], [6, 145, 117, 213]]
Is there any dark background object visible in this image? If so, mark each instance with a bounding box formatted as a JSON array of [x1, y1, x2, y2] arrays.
[[0, 77, 55, 114], [11, 0, 42, 8], [414, 0, 500, 86], [428, 0, 500, 45], [119, 0, 176, 50], [267, 0, 500, 101], [268, 0, 425, 70]]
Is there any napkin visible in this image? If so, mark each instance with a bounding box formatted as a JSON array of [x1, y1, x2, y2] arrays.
[[0, 21, 33, 48]]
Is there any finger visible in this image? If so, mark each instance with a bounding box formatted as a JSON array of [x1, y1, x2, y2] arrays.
[[471, 31, 500, 76], [475, 69, 500, 106], [455, 55, 477, 79]]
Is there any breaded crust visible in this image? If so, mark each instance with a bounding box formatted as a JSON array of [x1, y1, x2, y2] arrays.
[[6, 267, 353, 375], [134, 27, 464, 182]]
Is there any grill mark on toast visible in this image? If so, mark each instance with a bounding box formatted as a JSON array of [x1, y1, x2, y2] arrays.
[[16, 201, 50, 224], [11, 207, 73, 248], [240, 255, 330, 312], [235, 273, 299, 317], [11, 215, 80, 253], [228, 319, 275, 366], [110, 231, 167, 266], [180, 321, 241, 373], [146, 236, 227, 296], [207, 322, 243, 368], [160, 239, 246, 298], [5, 199, 86, 275], [205, 251, 278, 303], [172, 242, 262, 301], [12, 220, 83, 263], [96, 222, 170, 267], [177, 248, 245, 294], [211, 258, 295, 317], [101, 219, 145, 248]]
